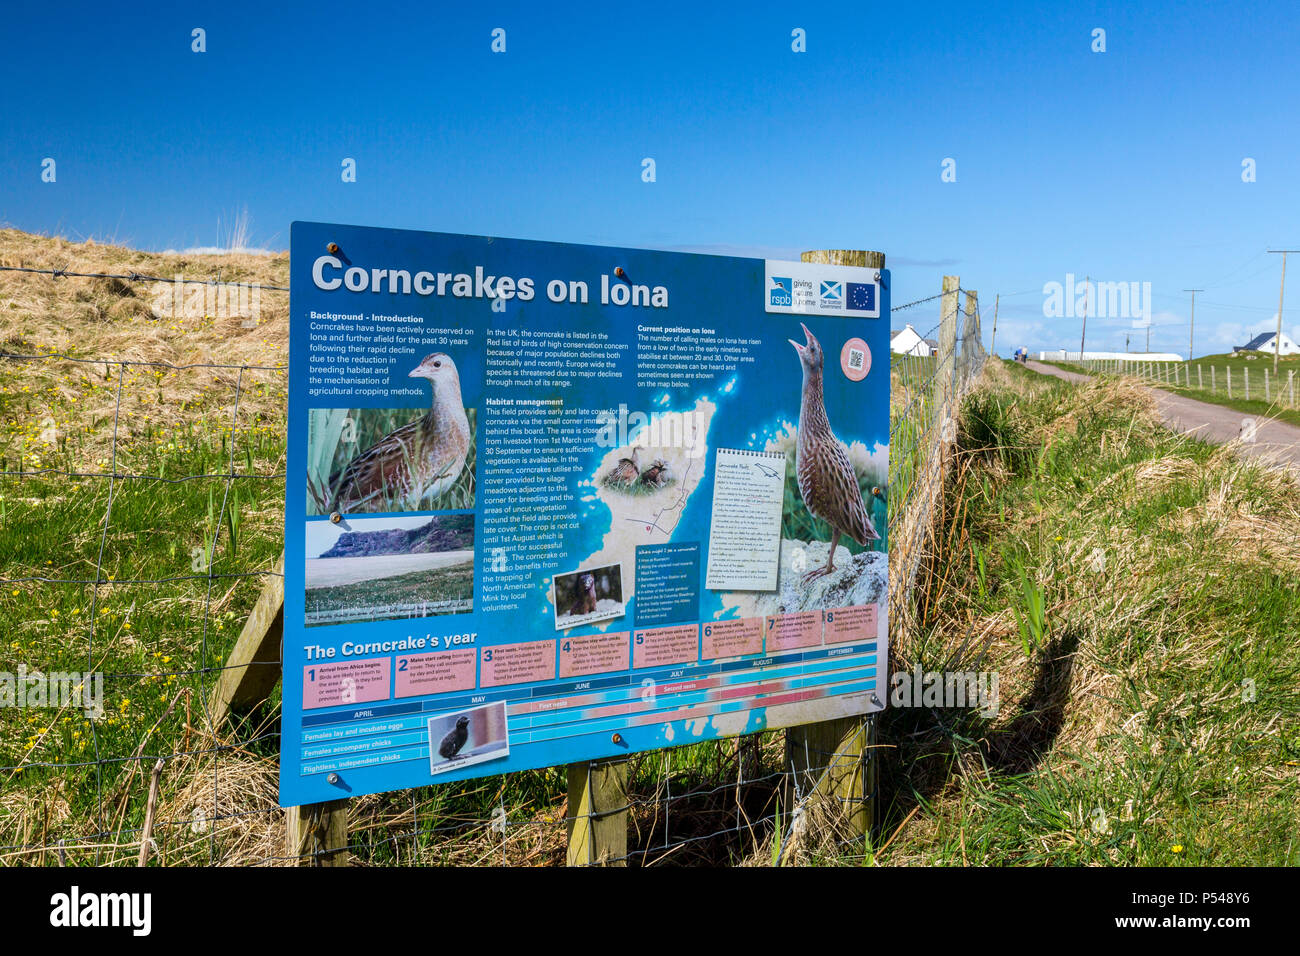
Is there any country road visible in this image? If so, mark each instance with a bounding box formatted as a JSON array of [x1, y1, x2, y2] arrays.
[[1025, 361, 1300, 471]]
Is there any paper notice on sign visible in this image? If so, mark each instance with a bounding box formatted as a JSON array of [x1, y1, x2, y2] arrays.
[[704, 448, 786, 592]]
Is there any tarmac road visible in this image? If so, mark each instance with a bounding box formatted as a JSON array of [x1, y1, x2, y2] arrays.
[[1024, 360, 1300, 472]]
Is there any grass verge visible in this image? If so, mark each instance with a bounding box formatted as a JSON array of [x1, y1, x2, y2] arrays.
[[870, 360, 1300, 865]]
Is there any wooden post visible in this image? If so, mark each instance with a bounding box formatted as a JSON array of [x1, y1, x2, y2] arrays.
[[1213, 366, 1217, 392], [137, 758, 165, 867], [1198, 365, 1203, 390], [1079, 274, 1089, 361], [989, 293, 999, 357], [785, 716, 873, 849], [1289, 370, 1295, 406], [1267, 250, 1293, 374], [287, 800, 350, 866], [1265, 369, 1271, 402], [962, 289, 979, 384], [213, 553, 354, 866], [209, 552, 284, 728], [1228, 367, 1232, 398], [566, 760, 628, 866], [937, 274, 960, 413], [1245, 368, 1250, 400]]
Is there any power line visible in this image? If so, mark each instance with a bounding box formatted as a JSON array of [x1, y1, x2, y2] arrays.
[[1266, 250, 1298, 373], [1183, 289, 1203, 360]]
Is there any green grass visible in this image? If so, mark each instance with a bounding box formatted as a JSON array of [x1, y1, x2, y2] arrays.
[[1050, 353, 1300, 428], [871, 365, 1300, 865], [0, 364, 795, 865]]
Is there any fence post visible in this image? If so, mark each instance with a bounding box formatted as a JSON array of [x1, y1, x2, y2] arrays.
[[1290, 369, 1295, 406], [781, 249, 888, 850], [1245, 368, 1250, 400], [211, 554, 355, 866], [1228, 367, 1232, 398], [1265, 368, 1270, 401], [962, 289, 979, 384], [1213, 366, 1217, 392], [210, 552, 285, 727], [287, 800, 350, 866], [1198, 365, 1203, 390], [566, 759, 629, 866], [937, 274, 960, 410]]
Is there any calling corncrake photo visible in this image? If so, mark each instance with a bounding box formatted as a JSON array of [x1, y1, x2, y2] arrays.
[[0, 1, 1290, 935]]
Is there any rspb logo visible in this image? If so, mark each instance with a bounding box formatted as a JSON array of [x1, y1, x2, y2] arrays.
[[770, 276, 792, 307]]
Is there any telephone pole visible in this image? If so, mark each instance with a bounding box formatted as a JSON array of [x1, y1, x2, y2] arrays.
[[989, 293, 1000, 357], [1183, 288, 1202, 361], [1078, 274, 1090, 360], [1267, 251, 1296, 374]]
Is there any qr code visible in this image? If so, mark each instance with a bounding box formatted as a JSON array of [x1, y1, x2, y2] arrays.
[[848, 348, 865, 370]]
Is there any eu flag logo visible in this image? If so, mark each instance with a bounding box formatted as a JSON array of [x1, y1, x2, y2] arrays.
[[846, 282, 875, 311], [820, 281, 842, 301]]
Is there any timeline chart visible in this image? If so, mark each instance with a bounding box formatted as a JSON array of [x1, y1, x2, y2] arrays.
[[296, 639, 878, 776]]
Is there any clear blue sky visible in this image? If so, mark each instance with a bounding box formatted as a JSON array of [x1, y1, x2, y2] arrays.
[[3, 0, 1297, 357]]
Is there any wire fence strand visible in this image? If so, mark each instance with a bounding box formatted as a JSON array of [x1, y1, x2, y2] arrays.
[[0, 266, 989, 866]]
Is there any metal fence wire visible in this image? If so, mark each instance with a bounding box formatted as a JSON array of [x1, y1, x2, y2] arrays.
[[0, 264, 987, 866]]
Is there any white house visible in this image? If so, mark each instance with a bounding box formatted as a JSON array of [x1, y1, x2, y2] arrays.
[[890, 324, 938, 357], [1235, 331, 1300, 356]]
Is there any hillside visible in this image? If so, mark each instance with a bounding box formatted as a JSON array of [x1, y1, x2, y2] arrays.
[[318, 514, 475, 558]]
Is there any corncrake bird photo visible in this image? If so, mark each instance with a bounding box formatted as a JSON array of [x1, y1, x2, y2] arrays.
[[790, 323, 879, 581], [327, 352, 471, 514]]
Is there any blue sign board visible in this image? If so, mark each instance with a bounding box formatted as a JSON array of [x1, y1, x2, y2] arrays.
[[281, 221, 890, 806]]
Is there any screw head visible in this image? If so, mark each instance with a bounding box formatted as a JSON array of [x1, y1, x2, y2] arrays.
[[327, 242, 340, 255], [329, 511, 342, 524], [327, 773, 340, 785], [611, 733, 624, 745], [614, 267, 627, 279]]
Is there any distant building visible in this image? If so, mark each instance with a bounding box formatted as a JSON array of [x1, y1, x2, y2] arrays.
[[1235, 331, 1299, 356], [890, 324, 939, 357]]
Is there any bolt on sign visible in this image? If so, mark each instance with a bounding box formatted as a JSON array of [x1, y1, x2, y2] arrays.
[[281, 221, 890, 805]]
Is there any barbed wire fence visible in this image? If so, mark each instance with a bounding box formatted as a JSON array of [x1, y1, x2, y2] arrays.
[[0, 262, 990, 866]]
